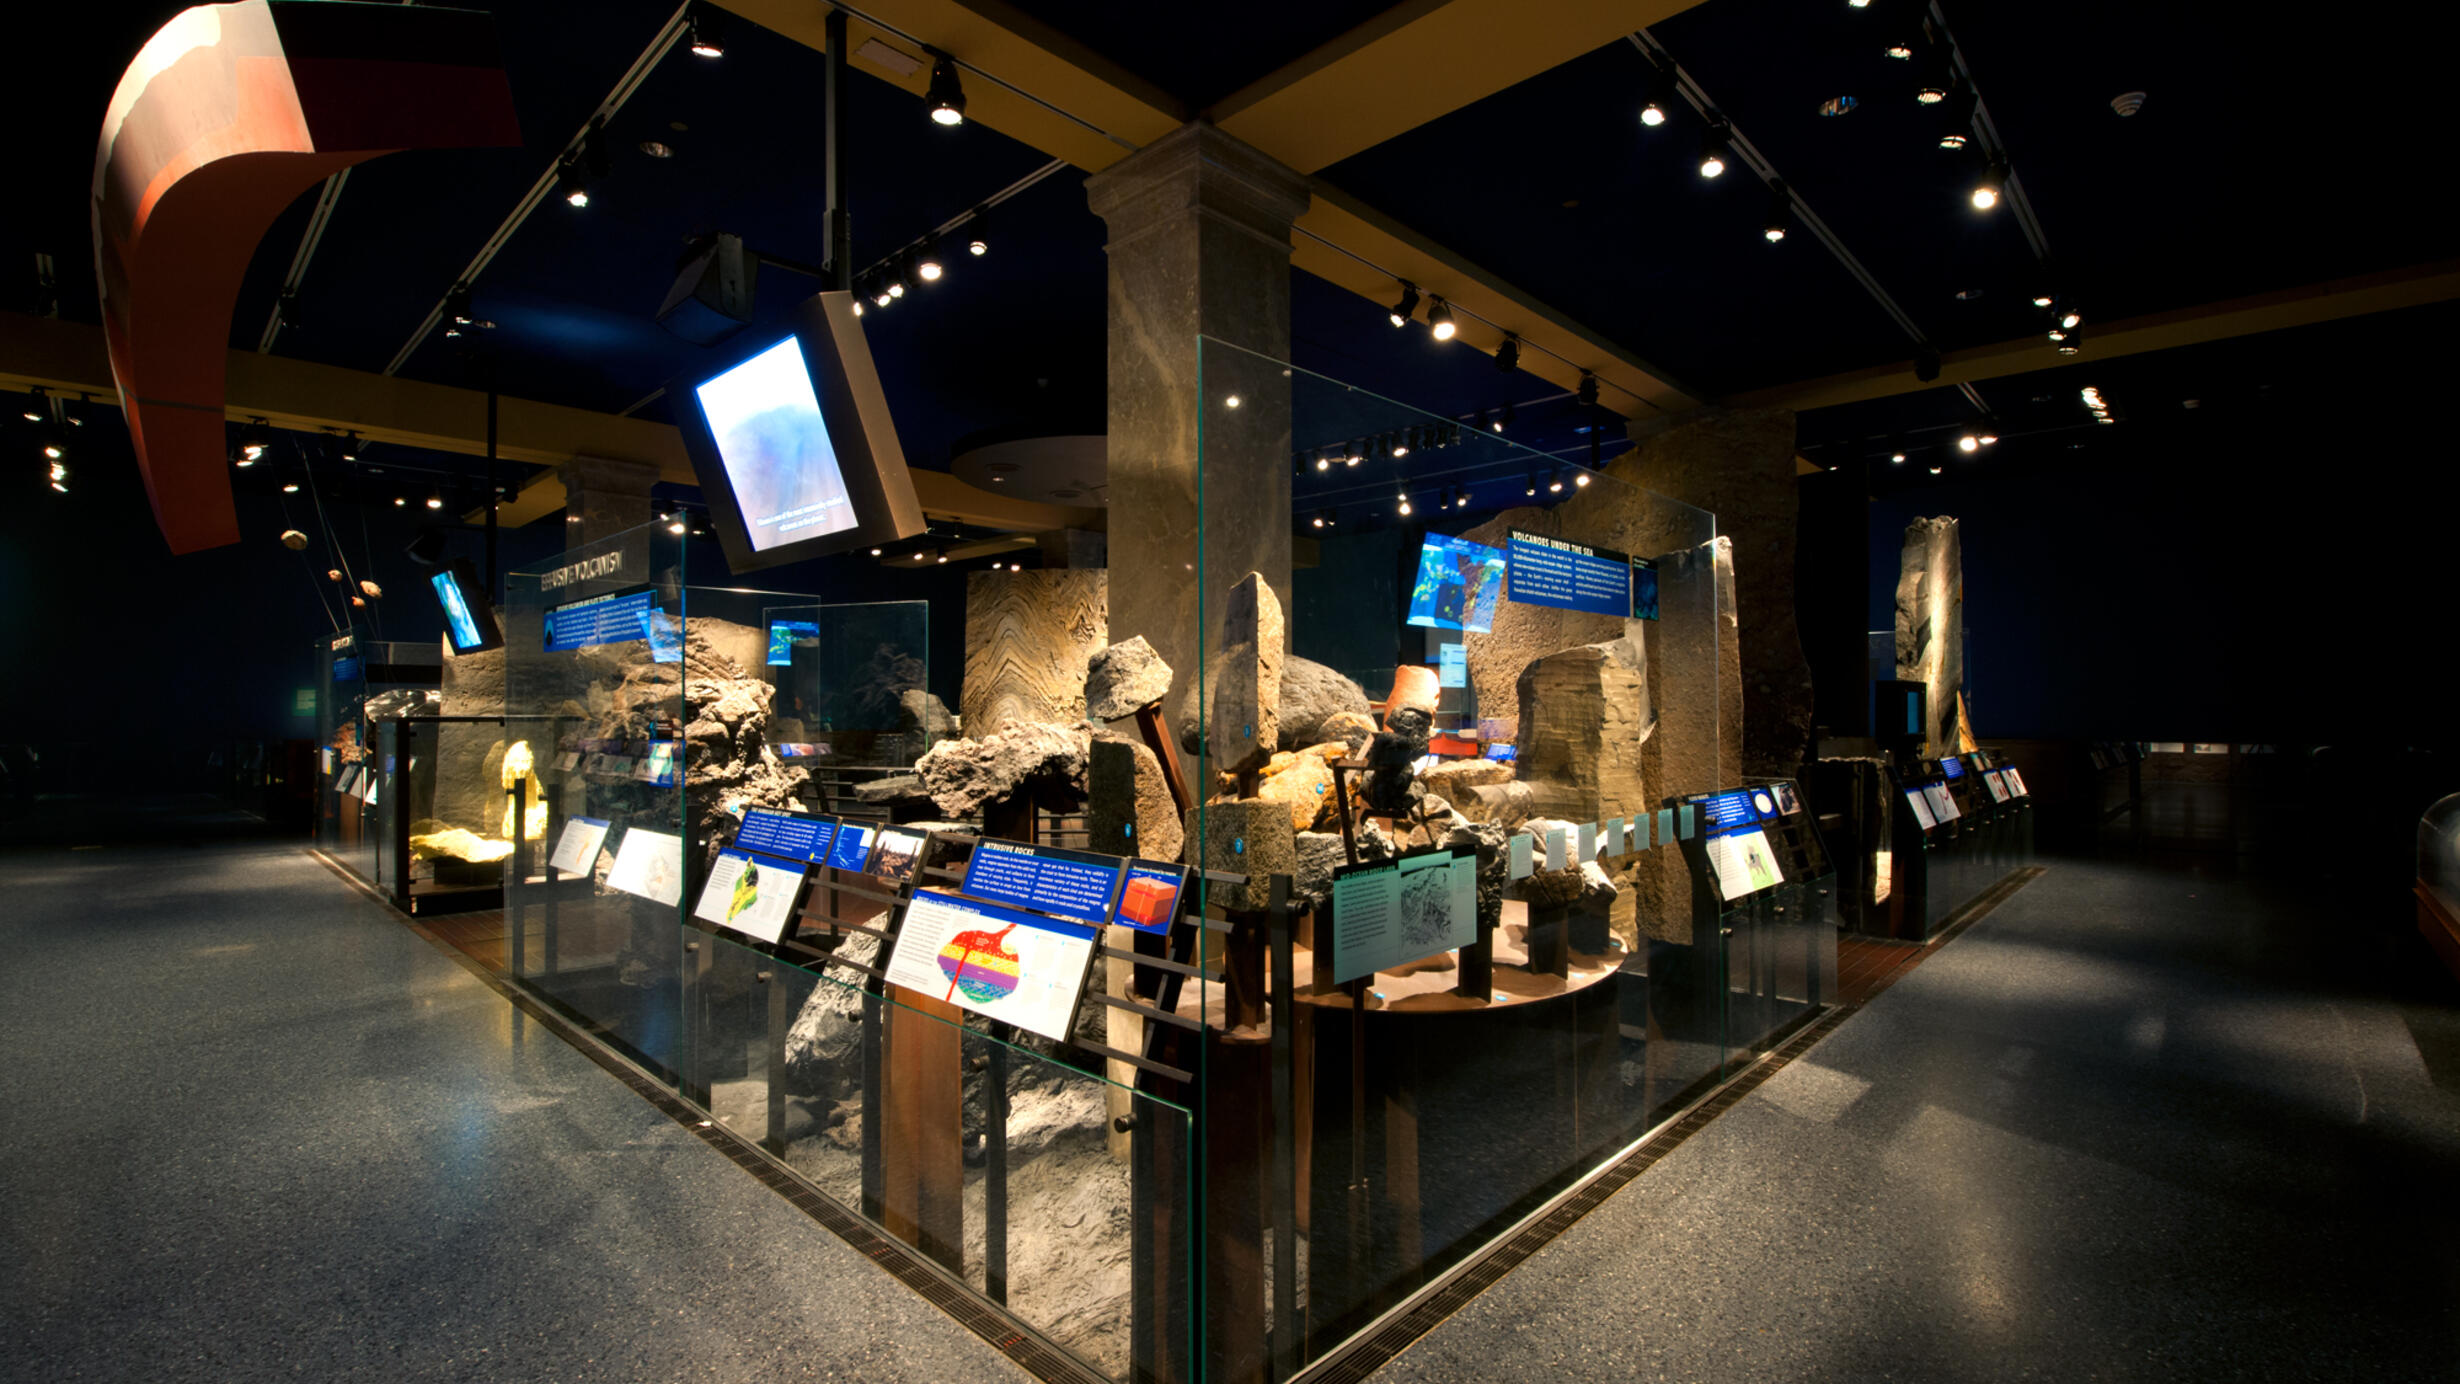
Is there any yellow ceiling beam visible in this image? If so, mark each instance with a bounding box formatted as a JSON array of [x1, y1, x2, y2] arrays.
[[1294, 187, 1699, 413], [1213, 0, 1707, 174], [714, 0, 1182, 174], [1732, 260, 2460, 413], [2, 311, 1097, 533]]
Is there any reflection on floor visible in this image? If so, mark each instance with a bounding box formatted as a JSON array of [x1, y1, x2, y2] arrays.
[[1371, 842, 2460, 1382], [1835, 934, 1923, 1005]]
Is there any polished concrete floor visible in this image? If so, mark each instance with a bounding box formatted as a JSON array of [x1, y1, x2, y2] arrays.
[[1376, 850, 2460, 1382], [0, 839, 1025, 1383], [6, 815, 2457, 1382]]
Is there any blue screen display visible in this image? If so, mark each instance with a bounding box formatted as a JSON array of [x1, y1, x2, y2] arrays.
[[432, 571, 488, 651], [1631, 557, 1659, 621], [960, 839, 1123, 928], [1941, 756, 1965, 780], [332, 656, 363, 682], [1505, 529, 1631, 618], [1406, 535, 1508, 632], [766, 620, 820, 666], [696, 336, 857, 551]]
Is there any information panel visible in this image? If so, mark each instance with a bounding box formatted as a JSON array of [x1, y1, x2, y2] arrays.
[[1114, 861, 1188, 934], [1327, 848, 1478, 984], [1705, 828, 1785, 901], [885, 891, 1098, 1042], [1701, 790, 1757, 834], [548, 816, 611, 876], [544, 587, 659, 652], [961, 839, 1124, 928], [606, 827, 683, 905], [1905, 788, 1938, 830], [1981, 770, 2011, 804], [734, 808, 840, 864], [827, 821, 877, 872], [1504, 530, 1635, 618], [692, 849, 806, 944]]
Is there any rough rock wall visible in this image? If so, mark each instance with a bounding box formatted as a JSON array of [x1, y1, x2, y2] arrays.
[[962, 569, 1108, 738], [1622, 407, 1813, 777], [1894, 517, 1966, 757], [1624, 536, 1742, 945]]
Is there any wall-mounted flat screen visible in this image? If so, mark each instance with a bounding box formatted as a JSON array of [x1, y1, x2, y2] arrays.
[[1406, 535, 1508, 632], [429, 559, 503, 654], [672, 291, 925, 574]]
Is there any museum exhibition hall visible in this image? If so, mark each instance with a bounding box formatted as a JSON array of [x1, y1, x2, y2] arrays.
[[5, 1, 2459, 1380]]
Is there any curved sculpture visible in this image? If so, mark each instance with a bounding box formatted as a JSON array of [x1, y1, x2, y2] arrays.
[[92, 1, 519, 553]]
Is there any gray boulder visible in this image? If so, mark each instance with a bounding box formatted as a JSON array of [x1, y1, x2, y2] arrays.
[[917, 721, 1090, 817], [1084, 636, 1175, 722]]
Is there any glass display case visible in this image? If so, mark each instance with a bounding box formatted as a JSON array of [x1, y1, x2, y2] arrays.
[[314, 631, 439, 884]]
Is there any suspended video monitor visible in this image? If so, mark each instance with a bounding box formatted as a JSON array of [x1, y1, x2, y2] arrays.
[[429, 559, 503, 654], [671, 291, 925, 573]]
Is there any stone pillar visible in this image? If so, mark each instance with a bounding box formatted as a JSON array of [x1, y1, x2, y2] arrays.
[[1086, 123, 1310, 723], [558, 454, 660, 550], [1894, 516, 1968, 756], [1624, 407, 1814, 777]]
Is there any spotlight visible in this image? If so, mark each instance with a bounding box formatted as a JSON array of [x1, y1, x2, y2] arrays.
[[886, 261, 908, 298], [1311, 510, 1325, 528], [2058, 306, 2083, 330], [1885, 39, 1913, 59], [1957, 434, 1979, 453], [1978, 430, 1999, 446], [1391, 431, 1410, 460], [394, 496, 407, 506], [1762, 181, 1790, 242], [2032, 290, 2056, 309], [968, 205, 989, 256], [558, 154, 589, 208], [1224, 394, 1242, 410], [427, 491, 444, 510], [1940, 87, 1978, 149], [1574, 469, 1591, 488], [1396, 489, 1412, 517], [1577, 372, 1600, 407], [936, 554, 947, 564], [916, 236, 944, 282], [1345, 445, 1361, 467], [664, 518, 684, 534], [1525, 472, 1540, 496], [870, 547, 882, 556], [1318, 508, 1336, 528], [1388, 281, 1419, 328], [2046, 327, 2067, 343], [1315, 450, 1331, 472], [1699, 122, 1730, 178], [868, 274, 893, 309], [1915, 40, 1953, 104], [1428, 297, 1456, 341], [241, 420, 270, 463], [283, 482, 300, 493], [49, 459, 68, 493], [1891, 452, 1907, 464], [926, 52, 967, 126], [1928, 462, 1943, 474], [1495, 333, 1521, 372], [1640, 62, 1677, 128], [1547, 468, 1565, 494], [1971, 161, 2006, 211], [1849, 0, 1869, 7], [20, 386, 44, 422], [687, 4, 724, 57], [851, 299, 864, 317], [337, 432, 362, 463]]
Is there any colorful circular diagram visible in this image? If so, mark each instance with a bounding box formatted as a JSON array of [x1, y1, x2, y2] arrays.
[[939, 924, 1021, 1005]]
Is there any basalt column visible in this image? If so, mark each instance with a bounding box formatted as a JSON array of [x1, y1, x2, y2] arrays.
[[1086, 124, 1311, 763], [558, 455, 660, 551]]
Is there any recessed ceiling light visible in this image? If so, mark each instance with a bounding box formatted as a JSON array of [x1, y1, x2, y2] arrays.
[[638, 141, 673, 158]]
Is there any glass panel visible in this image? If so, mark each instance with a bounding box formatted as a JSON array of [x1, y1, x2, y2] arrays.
[[1197, 338, 1730, 1375]]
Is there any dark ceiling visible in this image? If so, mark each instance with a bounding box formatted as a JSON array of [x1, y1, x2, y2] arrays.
[[8, 0, 2456, 527]]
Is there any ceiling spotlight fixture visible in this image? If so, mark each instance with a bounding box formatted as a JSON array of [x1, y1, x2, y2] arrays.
[[239, 419, 271, 464], [926, 51, 967, 126], [1318, 508, 1336, 529], [1315, 450, 1332, 471], [1640, 62, 1677, 128], [1311, 510, 1326, 529], [1574, 469, 1591, 488], [1890, 451, 1907, 464], [1971, 161, 2007, 211], [1391, 431, 1410, 459], [1957, 433, 1980, 453], [559, 125, 604, 207], [967, 205, 990, 256], [1928, 462, 1943, 474], [886, 262, 908, 298], [1885, 38, 1914, 59], [426, 491, 444, 510], [1577, 372, 1600, 407], [1762, 181, 1791, 242], [687, 4, 725, 57], [1525, 471, 1540, 497], [21, 386, 46, 423], [1698, 121, 1731, 178], [1494, 333, 1521, 372], [1223, 394, 1242, 410], [1977, 430, 1999, 446], [936, 553, 948, 564], [2046, 327, 2067, 343], [1388, 280, 1420, 328], [916, 236, 944, 282], [283, 482, 300, 493], [1915, 42, 1953, 104], [48, 458, 68, 493], [1849, 0, 1870, 7], [393, 496, 407, 506], [867, 274, 893, 309], [1547, 468, 1565, 494], [1396, 489, 1412, 517], [1345, 445, 1362, 467], [1940, 87, 1978, 149], [2058, 306, 2083, 330], [1939, 132, 1969, 151], [337, 432, 362, 463], [870, 547, 882, 556], [2032, 290, 2056, 309], [1427, 296, 1456, 341]]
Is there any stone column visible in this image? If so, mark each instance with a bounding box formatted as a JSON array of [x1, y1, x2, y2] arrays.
[[1894, 516, 1967, 756], [1624, 407, 1814, 777], [557, 454, 660, 550], [1086, 123, 1311, 720]]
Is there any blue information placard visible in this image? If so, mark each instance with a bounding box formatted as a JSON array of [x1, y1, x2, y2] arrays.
[[827, 821, 876, 872], [1505, 529, 1633, 618], [544, 588, 659, 652], [1941, 755, 1965, 780], [1701, 790, 1758, 835], [735, 808, 840, 865], [961, 839, 1125, 928]]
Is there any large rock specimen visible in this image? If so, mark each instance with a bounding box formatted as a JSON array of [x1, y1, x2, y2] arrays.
[[1895, 516, 1968, 757], [1316, 710, 1376, 759], [1280, 657, 1373, 745], [1292, 819, 1396, 911], [1087, 734, 1183, 861], [1084, 635, 1174, 721], [1419, 756, 1512, 805], [917, 721, 1090, 817], [1514, 635, 1653, 824], [1181, 798, 1296, 913], [1210, 572, 1284, 773], [1252, 749, 1337, 831], [962, 569, 1109, 738]]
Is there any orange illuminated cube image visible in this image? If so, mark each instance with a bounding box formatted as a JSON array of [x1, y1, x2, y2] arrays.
[[1118, 874, 1180, 932]]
